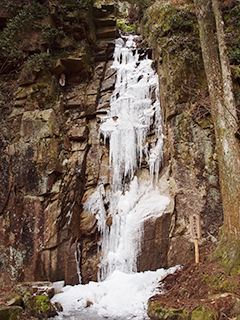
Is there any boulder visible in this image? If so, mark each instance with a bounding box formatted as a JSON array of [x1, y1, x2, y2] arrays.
[[28, 295, 57, 318], [0, 306, 22, 320], [148, 305, 189, 320]]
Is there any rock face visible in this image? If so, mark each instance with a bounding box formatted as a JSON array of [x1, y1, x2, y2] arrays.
[[0, 2, 223, 287], [0, 3, 117, 286], [153, 37, 223, 266]]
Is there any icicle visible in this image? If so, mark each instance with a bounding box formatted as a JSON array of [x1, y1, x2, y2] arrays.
[[96, 35, 167, 280], [100, 36, 163, 189], [75, 243, 82, 284], [149, 135, 164, 184]]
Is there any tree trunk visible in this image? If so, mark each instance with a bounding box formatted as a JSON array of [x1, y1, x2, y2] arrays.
[[211, 0, 237, 129], [194, 0, 240, 269]]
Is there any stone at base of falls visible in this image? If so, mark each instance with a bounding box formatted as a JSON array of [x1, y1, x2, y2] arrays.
[[0, 306, 23, 320], [148, 305, 217, 320], [1, 283, 62, 319], [54, 301, 63, 312], [137, 213, 171, 271], [86, 300, 93, 307], [28, 295, 57, 318], [148, 304, 189, 320]]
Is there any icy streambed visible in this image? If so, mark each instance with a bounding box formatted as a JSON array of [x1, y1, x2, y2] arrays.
[[52, 267, 178, 320]]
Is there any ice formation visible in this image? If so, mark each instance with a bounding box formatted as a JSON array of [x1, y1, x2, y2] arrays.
[[83, 35, 169, 281], [99, 35, 163, 189], [52, 35, 172, 320]]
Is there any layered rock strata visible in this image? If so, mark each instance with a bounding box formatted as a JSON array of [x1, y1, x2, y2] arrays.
[[0, 3, 117, 286]]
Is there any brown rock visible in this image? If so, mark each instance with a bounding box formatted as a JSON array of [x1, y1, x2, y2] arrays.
[[66, 97, 85, 109], [60, 57, 85, 75], [99, 151, 110, 185], [94, 16, 116, 28], [0, 306, 22, 320], [96, 26, 116, 39], [44, 200, 61, 249], [106, 216, 112, 227], [137, 213, 171, 271], [97, 91, 112, 110], [80, 237, 99, 284], [101, 72, 116, 92], [80, 212, 97, 235], [68, 126, 87, 141], [20, 109, 60, 139], [86, 79, 102, 95], [65, 242, 80, 285]]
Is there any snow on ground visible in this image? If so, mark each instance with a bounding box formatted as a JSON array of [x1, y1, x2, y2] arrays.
[[52, 267, 178, 320]]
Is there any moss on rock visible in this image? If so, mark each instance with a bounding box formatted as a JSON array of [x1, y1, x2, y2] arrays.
[[28, 295, 57, 319], [211, 226, 240, 276], [0, 306, 22, 320], [190, 306, 216, 320], [148, 304, 189, 320]]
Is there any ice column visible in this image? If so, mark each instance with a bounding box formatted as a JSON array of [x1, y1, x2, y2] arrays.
[[84, 35, 167, 281], [99, 35, 163, 190]]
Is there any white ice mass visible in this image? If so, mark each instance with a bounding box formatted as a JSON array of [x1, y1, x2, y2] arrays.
[[52, 35, 173, 320]]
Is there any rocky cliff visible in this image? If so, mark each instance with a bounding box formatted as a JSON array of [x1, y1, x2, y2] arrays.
[[0, 0, 228, 287], [144, 2, 225, 266], [0, 1, 118, 286]]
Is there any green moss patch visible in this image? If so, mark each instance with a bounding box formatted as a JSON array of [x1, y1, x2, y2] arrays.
[[28, 294, 57, 319], [191, 306, 216, 320]]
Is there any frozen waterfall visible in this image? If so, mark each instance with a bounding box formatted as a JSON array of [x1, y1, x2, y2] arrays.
[[99, 35, 163, 190], [52, 35, 176, 320], [84, 35, 169, 281]]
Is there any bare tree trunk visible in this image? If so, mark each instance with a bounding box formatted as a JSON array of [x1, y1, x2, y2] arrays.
[[194, 0, 240, 267]]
